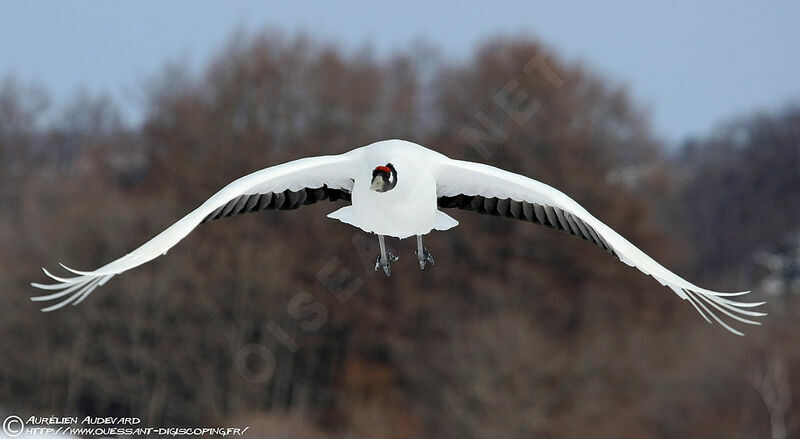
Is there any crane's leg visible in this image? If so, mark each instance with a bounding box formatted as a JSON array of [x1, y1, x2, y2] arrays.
[[415, 234, 435, 270], [374, 234, 398, 276]]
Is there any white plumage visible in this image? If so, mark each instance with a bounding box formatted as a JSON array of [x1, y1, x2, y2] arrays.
[[328, 140, 458, 238], [31, 139, 765, 334]]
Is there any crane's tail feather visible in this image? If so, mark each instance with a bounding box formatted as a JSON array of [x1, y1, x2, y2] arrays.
[[694, 293, 761, 326], [697, 290, 753, 297], [58, 262, 107, 276], [686, 290, 745, 336], [678, 288, 765, 336], [683, 291, 713, 325], [40, 267, 83, 284], [31, 270, 114, 312]]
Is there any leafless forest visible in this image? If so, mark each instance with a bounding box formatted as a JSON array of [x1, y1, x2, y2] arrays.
[[1, 32, 799, 438]]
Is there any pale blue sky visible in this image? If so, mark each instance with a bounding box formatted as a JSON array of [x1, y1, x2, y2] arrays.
[[1, 0, 798, 143]]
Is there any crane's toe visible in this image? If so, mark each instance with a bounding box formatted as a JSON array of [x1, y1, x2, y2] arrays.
[[416, 247, 435, 270], [374, 250, 398, 276]]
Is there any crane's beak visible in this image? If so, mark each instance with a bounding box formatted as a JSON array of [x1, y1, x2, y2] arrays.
[[370, 175, 384, 192]]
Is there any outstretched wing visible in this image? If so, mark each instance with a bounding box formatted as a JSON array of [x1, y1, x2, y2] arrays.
[[434, 157, 765, 335], [31, 154, 355, 311]]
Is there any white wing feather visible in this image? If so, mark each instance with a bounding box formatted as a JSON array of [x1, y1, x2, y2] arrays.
[[31, 154, 354, 311], [434, 158, 765, 335]]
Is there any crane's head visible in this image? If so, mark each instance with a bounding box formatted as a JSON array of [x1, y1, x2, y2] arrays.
[[370, 163, 397, 193]]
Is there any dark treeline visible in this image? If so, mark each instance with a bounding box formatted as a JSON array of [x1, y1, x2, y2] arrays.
[[0, 32, 797, 438]]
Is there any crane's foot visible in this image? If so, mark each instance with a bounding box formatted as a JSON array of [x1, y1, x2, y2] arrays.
[[374, 251, 398, 276], [416, 247, 435, 270]]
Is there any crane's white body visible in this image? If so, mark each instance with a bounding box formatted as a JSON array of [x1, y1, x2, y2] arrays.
[[32, 139, 764, 335], [329, 140, 457, 238]]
